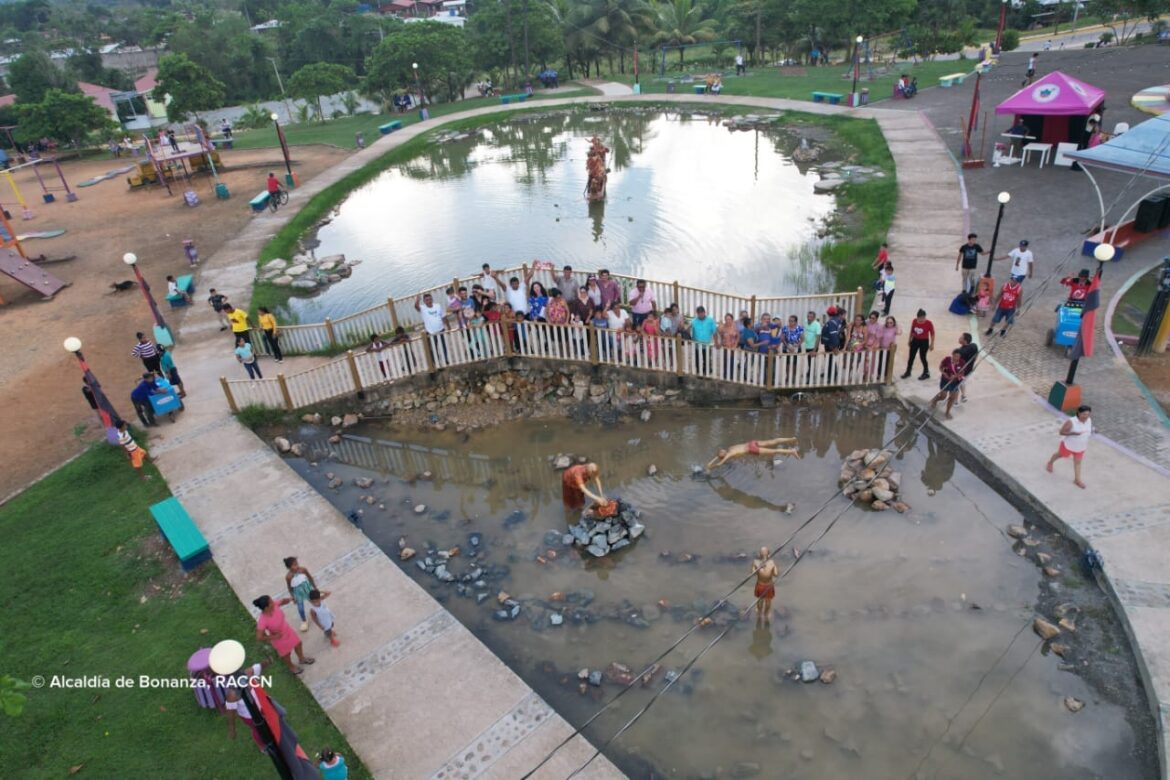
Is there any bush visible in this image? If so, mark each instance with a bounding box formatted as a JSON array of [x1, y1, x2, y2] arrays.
[[1099, 31, 1114, 44], [1000, 29, 1020, 51]]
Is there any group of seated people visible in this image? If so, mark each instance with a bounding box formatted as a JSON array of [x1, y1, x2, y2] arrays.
[[895, 74, 918, 98], [704, 74, 723, 94]]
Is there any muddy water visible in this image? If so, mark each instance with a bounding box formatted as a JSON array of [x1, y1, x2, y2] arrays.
[[285, 406, 1152, 779]]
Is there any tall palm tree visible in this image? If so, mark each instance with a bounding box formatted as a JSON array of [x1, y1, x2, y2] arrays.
[[583, 0, 654, 73], [653, 0, 718, 65], [546, 0, 600, 79]]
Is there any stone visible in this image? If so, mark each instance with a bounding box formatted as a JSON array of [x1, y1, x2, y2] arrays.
[[799, 661, 819, 682], [413, 504, 427, 514], [291, 279, 318, 289], [468, 532, 482, 547], [553, 455, 572, 470], [285, 263, 308, 276], [331, 416, 342, 427], [353, 477, 373, 489], [273, 436, 291, 453], [289, 443, 306, 457], [647, 464, 658, 476], [341, 413, 359, 428], [364, 496, 375, 505], [1050, 643, 1068, 658], [1007, 524, 1028, 539], [476, 593, 489, 604], [578, 668, 590, 681], [550, 613, 564, 626], [588, 670, 603, 687], [1037, 552, 1053, 565], [497, 591, 511, 604], [271, 275, 294, 287], [800, 749, 815, 762], [328, 434, 341, 444], [813, 177, 843, 192], [301, 413, 321, 424], [819, 669, 837, 684], [640, 409, 652, 422], [1033, 618, 1061, 641], [871, 500, 889, 511], [544, 530, 563, 547], [872, 487, 895, 502], [327, 478, 342, 489], [1058, 618, 1076, 633], [1064, 697, 1084, 713], [893, 502, 909, 513], [263, 258, 288, 270], [399, 547, 415, 561]]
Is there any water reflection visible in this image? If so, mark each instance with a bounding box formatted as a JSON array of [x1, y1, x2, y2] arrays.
[[291, 111, 838, 321]]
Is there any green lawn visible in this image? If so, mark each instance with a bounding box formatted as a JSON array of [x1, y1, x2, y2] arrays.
[[0, 444, 369, 779], [228, 88, 596, 151], [1113, 267, 1162, 337], [621, 59, 981, 104]]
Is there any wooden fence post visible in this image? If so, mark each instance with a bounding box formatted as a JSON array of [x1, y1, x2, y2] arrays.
[[749, 295, 757, 322], [675, 336, 685, 377], [387, 297, 399, 331], [277, 373, 294, 410], [503, 323, 514, 357], [672, 280, 681, 308], [345, 350, 363, 393], [884, 344, 897, 385], [421, 334, 437, 372], [854, 287, 864, 318], [588, 327, 599, 365], [765, 353, 776, 389], [324, 318, 337, 348], [219, 376, 238, 414]]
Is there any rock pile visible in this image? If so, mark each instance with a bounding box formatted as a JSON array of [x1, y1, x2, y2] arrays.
[[257, 253, 360, 292], [839, 449, 908, 512], [567, 499, 646, 557]]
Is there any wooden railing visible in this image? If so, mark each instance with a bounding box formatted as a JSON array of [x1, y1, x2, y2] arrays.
[[222, 320, 897, 413], [247, 265, 866, 358]]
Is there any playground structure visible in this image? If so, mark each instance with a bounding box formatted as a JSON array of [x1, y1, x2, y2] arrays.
[[2, 157, 78, 219], [0, 206, 68, 303], [127, 125, 225, 196]]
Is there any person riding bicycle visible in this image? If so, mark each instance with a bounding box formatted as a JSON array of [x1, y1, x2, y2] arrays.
[[266, 172, 285, 211]]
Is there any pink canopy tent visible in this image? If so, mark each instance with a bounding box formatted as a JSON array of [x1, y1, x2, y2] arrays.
[[995, 71, 1106, 146]]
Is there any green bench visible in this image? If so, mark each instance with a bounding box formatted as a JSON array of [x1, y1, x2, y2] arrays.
[[378, 120, 403, 135], [939, 72, 969, 87], [811, 91, 845, 105], [150, 497, 211, 571], [249, 191, 270, 213], [166, 273, 195, 308], [500, 93, 528, 104]]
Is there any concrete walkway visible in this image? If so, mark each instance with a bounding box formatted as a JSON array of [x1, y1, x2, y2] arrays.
[[147, 91, 1169, 777]]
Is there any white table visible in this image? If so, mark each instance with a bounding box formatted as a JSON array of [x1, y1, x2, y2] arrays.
[[1022, 142, 1053, 168]]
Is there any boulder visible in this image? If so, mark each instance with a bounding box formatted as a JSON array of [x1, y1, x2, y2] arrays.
[[271, 275, 294, 287], [331, 416, 343, 426], [301, 413, 322, 424], [1007, 524, 1028, 539], [553, 455, 572, 470], [1033, 617, 1060, 641], [1064, 697, 1084, 713], [353, 477, 373, 489], [273, 436, 291, 453], [263, 258, 288, 270], [291, 279, 318, 289], [285, 263, 308, 276], [289, 442, 306, 457], [413, 504, 427, 514], [342, 413, 359, 428], [647, 464, 658, 476], [799, 661, 819, 682]]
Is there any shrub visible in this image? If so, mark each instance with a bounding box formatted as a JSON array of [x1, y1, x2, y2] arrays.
[[1000, 29, 1020, 51]]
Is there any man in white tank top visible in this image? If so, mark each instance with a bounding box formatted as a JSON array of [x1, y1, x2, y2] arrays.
[[1046, 404, 1092, 489]]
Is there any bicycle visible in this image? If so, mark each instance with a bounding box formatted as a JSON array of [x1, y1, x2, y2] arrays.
[[268, 187, 289, 211]]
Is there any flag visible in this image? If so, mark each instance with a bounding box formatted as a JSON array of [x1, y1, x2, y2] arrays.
[[1068, 271, 1101, 360]]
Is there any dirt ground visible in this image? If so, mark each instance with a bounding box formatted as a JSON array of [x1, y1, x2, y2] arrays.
[[1129, 351, 1170, 417], [0, 145, 348, 501]]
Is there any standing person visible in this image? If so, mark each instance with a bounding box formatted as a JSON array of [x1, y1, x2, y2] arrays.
[[957, 332, 979, 402], [929, 349, 965, 420], [820, 307, 845, 381], [901, 309, 934, 380], [690, 306, 716, 374], [477, 263, 501, 301], [208, 288, 230, 330], [735, 52, 745, 75], [283, 556, 317, 632], [802, 309, 822, 380], [367, 333, 389, 378], [158, 345, 185, 398], [985, 277, 1022, 337], [130, 373, 159, 427], [131, 333, 162, 374], [596, 269, 621, 310], [223, 304, 252, 347], [1022, 52, 1038, 86], [1046, 405, 1092, 489], [310, 590, 339, 648], [955, 234, 986, 296], [568, 284, 593, 324], [717, 313, 740, 379], [880, 262, 896, 316], [752, 547, 779, 624], [257, 307, 283, 363], [318, 748, 348, 780], [494, 268, 534, 317], [116, 420, 150, 479], [252, 595, 315, 674], [415, 292, 449, 362], [628, 279, 655, 327], [557, 265, 580, 302], [167, 128, 180, 154], [872, 242, 890, 273], [527, 281, 549, 321], [235, 337, 263, 379], [562, 462, 606, 510], [545, 288, 569, 325], [997, 239, 1034, 283]]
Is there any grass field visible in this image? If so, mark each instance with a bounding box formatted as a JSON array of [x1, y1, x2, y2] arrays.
[[1112, 267, 1163, 337], [620, 59, 980, 104], [229, 88, 596, 151], [0, 444, 369, 779]]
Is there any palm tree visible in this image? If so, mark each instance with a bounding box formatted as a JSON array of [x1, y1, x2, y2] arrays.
[[583, 0, 654, 74], [547, 0, 602, 79], [652, 0, 718, 65]]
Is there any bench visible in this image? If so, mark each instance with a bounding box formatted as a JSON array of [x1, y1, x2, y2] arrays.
[[811, 91, 845, 105], [500, 93, 528, 104], [166, 273, 195, 308], [150, 497, 212, 571], [693, 84, 707, 94], [939, 72, 969, 87], [249, 191, 270, 213], [378, 120, 403, 135]]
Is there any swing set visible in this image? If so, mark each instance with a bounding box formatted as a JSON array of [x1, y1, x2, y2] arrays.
[[1, 157, 78, 220]]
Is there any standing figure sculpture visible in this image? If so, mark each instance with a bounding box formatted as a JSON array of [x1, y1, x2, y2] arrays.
[[585, 135, 609, 202]]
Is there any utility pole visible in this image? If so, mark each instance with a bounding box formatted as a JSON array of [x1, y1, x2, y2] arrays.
[[267, 57, 293, 123], [523, 0, 530, 81]]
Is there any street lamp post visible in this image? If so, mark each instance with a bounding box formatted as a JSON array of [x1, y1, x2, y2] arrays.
[[1048, 242, 1114, 412], [271, 113, 295, 188], [984, 191, 1011, 277], [851, 36, 863, 106], [64, 337, 123, 432], [995, 0, 1008, 52], [123, 252, 172, 346], [412, 62, 427, 121]]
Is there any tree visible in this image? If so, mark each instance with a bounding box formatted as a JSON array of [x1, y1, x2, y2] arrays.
[[365, 22, 473, 104], [288, 62, 356, 122], [152, 53, 227, 123], [653, 0, 719, 65], [7, 50, 73, 104], [1093, 0, 1170, 43], [17, 88, 114, 149]]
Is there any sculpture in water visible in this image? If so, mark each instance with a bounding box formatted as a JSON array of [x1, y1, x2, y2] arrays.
[[585, 135, 609, 202]]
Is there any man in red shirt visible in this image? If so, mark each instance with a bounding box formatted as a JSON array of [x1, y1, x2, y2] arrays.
[[901, 308, 935, 380], [1060, 269, 1092, 308], [985, 278, 1022, 337]]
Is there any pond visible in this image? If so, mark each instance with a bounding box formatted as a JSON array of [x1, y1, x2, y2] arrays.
[[280, 404, 1155, 779], [287, 110, 839, 322]]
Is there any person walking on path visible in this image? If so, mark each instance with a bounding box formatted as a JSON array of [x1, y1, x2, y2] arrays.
[[957, 333, 979, 402], [1022, 52, 1039, 86], [1046, 405, 1092, 489], [131, 333, 162, 374], [284, 556, 318, 632], [208, 289, 230, 331], [308, 589, 340, 648], [252, 595, 315, 674], [997, 240, 1034, 283], [130, 372, 159, 427], [956, 234, 987, 296], [257, 307, 284, 363], [158, 345, 185, 398], [880, 262, 896, 316], [752, 547, 779, 623], [235, 337, 263, 379], [929, 349, 965, 420], [901, 309, 935, 380], [985, 277, 1023, 337], [224, 304, 252, 347], [116, 420, 150, 479]]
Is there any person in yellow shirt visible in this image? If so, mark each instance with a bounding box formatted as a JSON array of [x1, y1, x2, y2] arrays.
[[224, 304, 252, 347], [257, 306, 283, 363]]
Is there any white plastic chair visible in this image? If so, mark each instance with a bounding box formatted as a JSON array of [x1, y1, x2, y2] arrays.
[[1112, 122, 1130, 135], [1054, 142, 1079, 167]]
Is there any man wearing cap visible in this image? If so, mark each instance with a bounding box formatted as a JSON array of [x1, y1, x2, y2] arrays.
[[998, 240, 1034, 283]]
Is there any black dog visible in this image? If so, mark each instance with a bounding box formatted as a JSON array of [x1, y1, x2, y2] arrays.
[[110, 280, 137, 293]]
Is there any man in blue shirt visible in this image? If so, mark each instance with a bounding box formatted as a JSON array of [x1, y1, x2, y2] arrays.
[[130, 372, 159, 427], [690, 306, 716, 375], [820, 307, 846, 382]]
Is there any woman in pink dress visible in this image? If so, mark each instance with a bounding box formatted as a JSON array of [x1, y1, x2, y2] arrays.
[[878, 316, 901, 380], [863, 310, 883, 380], [253, 595, 315, 674]]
